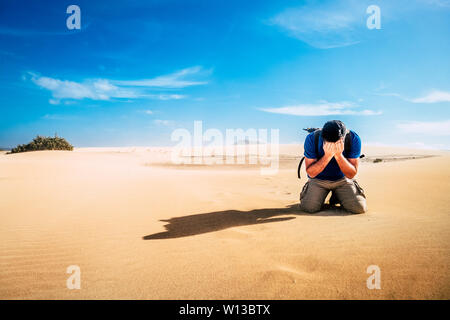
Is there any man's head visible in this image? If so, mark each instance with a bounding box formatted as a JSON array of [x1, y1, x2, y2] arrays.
[[322, 120, 347, 142]]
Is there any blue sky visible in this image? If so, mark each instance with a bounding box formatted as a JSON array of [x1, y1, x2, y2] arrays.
[[0, 0, 449, 148]]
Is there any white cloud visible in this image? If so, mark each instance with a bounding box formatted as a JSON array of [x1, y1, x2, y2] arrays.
[[113, 66, 209, 88], [419, 0, 450, 8], [153, 119, 174, 127], [42, 114, 78, 120], [260, 101, 382, 116], [397, 120, 450, 135], [375, 89, 450, 103], [28, 67, 205, 103], [366, 141, 448, 150], [410, 90, 450, 103], [147, 94, 186, 100], [270, 2, 363, 49], [143, 110, 153, 115], [31, 75, 139, 101]]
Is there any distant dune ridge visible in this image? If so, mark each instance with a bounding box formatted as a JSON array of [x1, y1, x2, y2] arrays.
[[0, 145, 449, 299]]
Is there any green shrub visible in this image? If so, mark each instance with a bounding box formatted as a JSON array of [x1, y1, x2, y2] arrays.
[[373, 158, 383, 163], [9, 135, 73, 154]]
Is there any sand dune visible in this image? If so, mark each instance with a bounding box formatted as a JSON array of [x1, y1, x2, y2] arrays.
[[0, 145, 449, 299]]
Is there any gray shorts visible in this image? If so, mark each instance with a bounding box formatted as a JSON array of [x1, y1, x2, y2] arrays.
[[299, 177, 367, 214]]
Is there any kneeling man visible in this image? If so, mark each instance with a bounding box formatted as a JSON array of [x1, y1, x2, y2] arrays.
[[300, 120, 367, 214]]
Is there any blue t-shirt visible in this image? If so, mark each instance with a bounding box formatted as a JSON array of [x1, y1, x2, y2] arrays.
[[304, 130, 361, 181]]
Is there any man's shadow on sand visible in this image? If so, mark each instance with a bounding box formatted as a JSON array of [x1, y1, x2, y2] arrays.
[[143, 204, 351, 240]]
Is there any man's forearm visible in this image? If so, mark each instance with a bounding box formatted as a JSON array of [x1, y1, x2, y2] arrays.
[[306, 154, 334, 178], [335, 154, 357, 178]]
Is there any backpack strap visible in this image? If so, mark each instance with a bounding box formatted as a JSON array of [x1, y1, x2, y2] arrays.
[[298, 129, 321, 179], [297, 156, 305, 179], [343, 130, 365, 158], [314, 129, 321, 159], [344, 130, 353, 156]]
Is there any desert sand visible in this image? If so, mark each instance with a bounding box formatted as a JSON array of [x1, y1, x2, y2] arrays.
[[0, 145, 449, 299]]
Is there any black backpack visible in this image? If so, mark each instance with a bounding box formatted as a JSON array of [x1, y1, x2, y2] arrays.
[[297, 128, 364, 179]]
